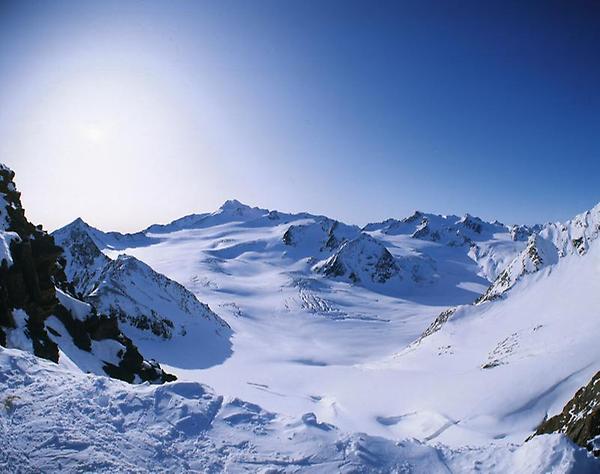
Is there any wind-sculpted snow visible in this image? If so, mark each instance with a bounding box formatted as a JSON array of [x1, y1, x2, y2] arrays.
[[1, 347, 597, 473]]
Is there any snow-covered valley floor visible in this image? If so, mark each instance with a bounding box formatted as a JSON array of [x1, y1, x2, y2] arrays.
[[101, 219, 477, 444], [2, 348, 596, 473]]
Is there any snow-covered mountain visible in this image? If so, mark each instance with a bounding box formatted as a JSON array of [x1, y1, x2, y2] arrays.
[[364, 210, 537, 245], [145, 199, 275, 234], [398, 204, 600, 452], [282, 215, 361, 256], [0, 164, 173, 383], [52, 217, 111, 296], [4, 160, 600, 471], [313, 232, 436, 287], [53, 218, 230, 340], [65, 200, 524, 301], [480, 203, 600, 302], [52, 217, 233, 371], [314, 233, 402, 284], [364, 211, 536, 283]]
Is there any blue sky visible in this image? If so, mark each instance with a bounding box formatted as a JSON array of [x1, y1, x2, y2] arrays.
[[0, 0, 599, 231]]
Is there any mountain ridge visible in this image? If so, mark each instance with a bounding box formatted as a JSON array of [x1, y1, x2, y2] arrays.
[[0, 164, 174, 383]]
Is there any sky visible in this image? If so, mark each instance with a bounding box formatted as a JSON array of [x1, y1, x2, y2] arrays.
[[0, 0, 599, 232]]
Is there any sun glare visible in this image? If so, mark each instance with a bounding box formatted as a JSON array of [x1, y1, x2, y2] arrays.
[[82, 123, 106, 143]]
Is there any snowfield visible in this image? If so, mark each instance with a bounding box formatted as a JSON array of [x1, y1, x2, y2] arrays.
[[1, 347, 597, 473]]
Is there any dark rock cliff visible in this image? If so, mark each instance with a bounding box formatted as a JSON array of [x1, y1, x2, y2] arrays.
[[0, 165, 175, 383]]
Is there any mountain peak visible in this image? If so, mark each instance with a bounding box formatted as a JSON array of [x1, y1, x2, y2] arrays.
[[215, 199, 269, 220], [70, 217, 89, 228], [219, 199, 251, 211]]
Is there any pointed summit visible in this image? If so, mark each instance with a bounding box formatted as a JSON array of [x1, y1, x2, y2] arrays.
[[69, 217, 89, 228], [219, 198, 248, 210]]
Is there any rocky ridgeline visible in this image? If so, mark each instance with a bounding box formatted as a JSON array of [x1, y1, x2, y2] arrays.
[[479, 204, 600, 303], [0, 164, 174, 383], [364, 211, 537, 246], [418, 203, 600, 341]]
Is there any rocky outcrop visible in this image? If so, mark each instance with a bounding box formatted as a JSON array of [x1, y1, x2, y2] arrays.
[[533, 371, 600, 455], [313, 233, 401, 284], [0, 164, 174, 383]]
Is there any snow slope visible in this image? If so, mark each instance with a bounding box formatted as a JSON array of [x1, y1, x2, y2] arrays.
[[385, 223, 600, 447], [1, 346, 597, 473], [481, 203, 600, 301]]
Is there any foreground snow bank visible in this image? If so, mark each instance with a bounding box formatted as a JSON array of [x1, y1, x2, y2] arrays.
[[1, 348, 597, 473]]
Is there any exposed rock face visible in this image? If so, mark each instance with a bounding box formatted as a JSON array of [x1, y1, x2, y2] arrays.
[[0, 164, 174, 383], [533, 371, 600, 455], [416, 307, 457, 342], [52, 218, 111, 296], [313, 233, 401, 284]]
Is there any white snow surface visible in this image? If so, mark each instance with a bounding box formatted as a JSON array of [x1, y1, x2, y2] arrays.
[[0, 230, 18, 267], [1, 347, 597, 473]]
